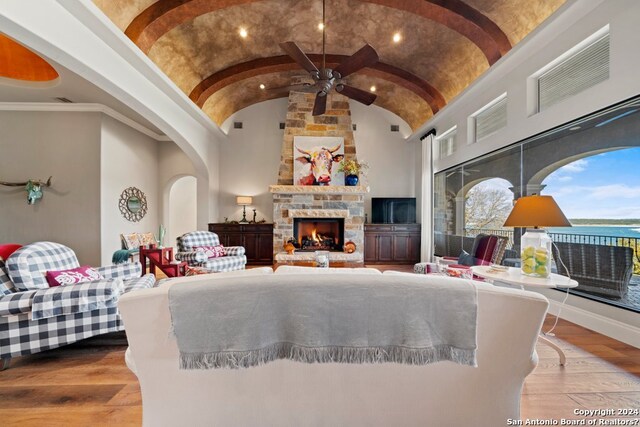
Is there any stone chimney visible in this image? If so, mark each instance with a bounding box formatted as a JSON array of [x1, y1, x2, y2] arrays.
[[277, 76, 357, 184]]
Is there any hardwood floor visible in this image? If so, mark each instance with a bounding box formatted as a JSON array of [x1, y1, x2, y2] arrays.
[[1, 267, 638, 426]]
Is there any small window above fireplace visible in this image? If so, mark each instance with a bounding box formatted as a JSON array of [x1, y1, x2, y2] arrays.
[[293, 218, 345, 252]]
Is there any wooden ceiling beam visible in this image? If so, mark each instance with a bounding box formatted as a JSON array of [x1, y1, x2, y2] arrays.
[[188, 54, 445, 114], [125, 0, 510, 65]]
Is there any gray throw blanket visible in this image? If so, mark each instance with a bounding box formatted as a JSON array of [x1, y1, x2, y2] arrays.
[[168, 273, 478, 369]]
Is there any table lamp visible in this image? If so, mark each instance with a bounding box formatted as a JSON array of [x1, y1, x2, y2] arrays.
[[236, 196, 252, 224], [503, 195, 570, 278]]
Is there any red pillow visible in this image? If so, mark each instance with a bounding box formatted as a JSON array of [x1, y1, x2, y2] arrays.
[[194, 245, 225, 258], [45, 266, 104, 287]]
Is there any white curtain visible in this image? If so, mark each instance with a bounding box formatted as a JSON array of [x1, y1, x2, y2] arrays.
[[420, 134, 434, 262]]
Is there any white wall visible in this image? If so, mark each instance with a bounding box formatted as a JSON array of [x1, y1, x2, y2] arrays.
[[0, 111, 102, 265], [168, 176, 197, 249], [423, 0, 640, 172], [350, 103, 419, 221], [218, 99, 286, 223], [414, 0, 640, 337], [217, 98, 420, 223], [158, 142, 198, 244], [100, 115, 159, 265]]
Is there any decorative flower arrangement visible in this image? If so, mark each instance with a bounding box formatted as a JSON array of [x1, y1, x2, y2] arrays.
[[339, 159, 369, 176]]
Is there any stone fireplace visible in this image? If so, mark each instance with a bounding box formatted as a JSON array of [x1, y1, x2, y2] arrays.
[[270, 82, 366, 262], [294, 217, 344, 251], [270, 185, 368, 262]]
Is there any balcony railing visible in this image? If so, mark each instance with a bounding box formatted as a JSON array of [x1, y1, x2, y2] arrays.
[[464, 228, 640, 274]]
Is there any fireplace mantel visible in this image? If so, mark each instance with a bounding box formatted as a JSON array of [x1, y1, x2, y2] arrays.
[[269, 185, 370, 195]]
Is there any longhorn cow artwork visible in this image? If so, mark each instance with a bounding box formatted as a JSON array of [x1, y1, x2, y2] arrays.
[[294, 136, 345, 186], [0, 176, 52, 204]]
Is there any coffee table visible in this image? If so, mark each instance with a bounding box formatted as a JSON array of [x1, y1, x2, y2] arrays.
[[472, 265, 578, 366], [273, 260, 366, 270]]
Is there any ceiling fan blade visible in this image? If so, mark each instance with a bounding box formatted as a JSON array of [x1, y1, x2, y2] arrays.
[[336, 84, 376, 105], [280, 41, 319, 74], [333, 44, 379, 78], [312, 94, 327, 116]]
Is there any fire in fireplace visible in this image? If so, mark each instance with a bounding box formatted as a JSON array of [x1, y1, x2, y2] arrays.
[[293, 218, 344, 252]]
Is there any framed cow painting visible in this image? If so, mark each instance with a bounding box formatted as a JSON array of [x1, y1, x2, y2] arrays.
[[293, 136, 345, 186]]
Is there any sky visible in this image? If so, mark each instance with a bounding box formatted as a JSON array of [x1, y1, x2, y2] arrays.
[[476, 148, 640, 219], [542, 148, 640, 219]]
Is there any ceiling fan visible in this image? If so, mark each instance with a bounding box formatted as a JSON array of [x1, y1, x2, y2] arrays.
[[279, 0, 379, 116]]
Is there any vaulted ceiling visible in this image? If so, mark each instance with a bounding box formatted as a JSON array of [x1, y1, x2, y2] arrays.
[[93, 0, 565, 130]]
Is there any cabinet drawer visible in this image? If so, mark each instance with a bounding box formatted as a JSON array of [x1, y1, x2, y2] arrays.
[[247, 224, 273, 233], [365, 224, 393, 232], [392, 224, 420, 232], [209, 223, 238, 232]]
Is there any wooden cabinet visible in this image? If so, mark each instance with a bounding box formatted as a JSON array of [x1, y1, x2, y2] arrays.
[[208, 223, 273, 265], [364, 224, 421, 264]]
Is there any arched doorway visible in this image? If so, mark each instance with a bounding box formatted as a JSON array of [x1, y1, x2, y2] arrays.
[[167, 175, 197, 249]]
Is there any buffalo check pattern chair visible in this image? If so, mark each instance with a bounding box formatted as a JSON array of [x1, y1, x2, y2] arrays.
[[0, 242, 155, 368], [175, 231, 247, 272]]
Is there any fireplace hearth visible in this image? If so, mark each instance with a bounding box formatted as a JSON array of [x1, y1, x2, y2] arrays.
[[294, 218, 344, 252]]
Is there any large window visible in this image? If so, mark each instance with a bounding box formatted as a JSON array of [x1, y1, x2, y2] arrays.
[[434, 95, 640, 312]]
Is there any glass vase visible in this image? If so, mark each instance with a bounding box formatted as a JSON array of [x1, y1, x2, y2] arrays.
[[315, 250, 330, 268], [520, 229, 552, 278]]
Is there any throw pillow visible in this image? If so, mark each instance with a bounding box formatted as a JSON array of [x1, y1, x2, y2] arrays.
[[194, 245, 226, 258], [45, 266, 104, 287], [458, 250, 476, 266]]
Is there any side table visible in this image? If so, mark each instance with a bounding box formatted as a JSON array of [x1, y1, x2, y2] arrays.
[[139, 245, 187, 278], [471, 265, 578, 366]]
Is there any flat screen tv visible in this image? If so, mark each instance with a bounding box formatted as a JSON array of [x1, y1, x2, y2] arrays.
[[371, 197, 416, 224]]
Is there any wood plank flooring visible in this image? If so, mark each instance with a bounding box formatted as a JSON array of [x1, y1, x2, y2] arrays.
[[0, 266, 638, 426]]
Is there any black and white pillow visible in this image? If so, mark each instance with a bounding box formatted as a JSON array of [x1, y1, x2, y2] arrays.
[[0, 259, 16, 295]]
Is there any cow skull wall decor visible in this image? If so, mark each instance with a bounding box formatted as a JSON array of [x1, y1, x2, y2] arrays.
[[0, 176, 52, 204]]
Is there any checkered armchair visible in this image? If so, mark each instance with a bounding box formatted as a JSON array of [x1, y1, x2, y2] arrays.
[[0, 242, 155, 366], [175, 231, 247, 272]]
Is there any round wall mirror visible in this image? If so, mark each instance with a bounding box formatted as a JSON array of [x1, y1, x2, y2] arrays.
[[127, 196, 141, 213], [119, 187, 147, 222]]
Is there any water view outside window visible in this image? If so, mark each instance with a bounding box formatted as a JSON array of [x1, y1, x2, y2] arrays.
[[434, 96, 640, 312]]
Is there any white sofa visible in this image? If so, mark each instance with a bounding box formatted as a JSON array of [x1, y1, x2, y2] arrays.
[[119, 267, 549, 427]]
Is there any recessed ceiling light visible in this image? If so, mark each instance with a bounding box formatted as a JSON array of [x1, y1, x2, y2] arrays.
[[259, 84, 265, 90], [569, 126, 581, 131], [392, 32, 402, 43], [318, 22, 325, 31], [239, 28, 248, 38], [370, 86, 376, 92]]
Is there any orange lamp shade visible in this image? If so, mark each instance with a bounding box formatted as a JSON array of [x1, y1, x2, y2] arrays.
[[503, 195, 571, 228], [236, 196, 253, 206]]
